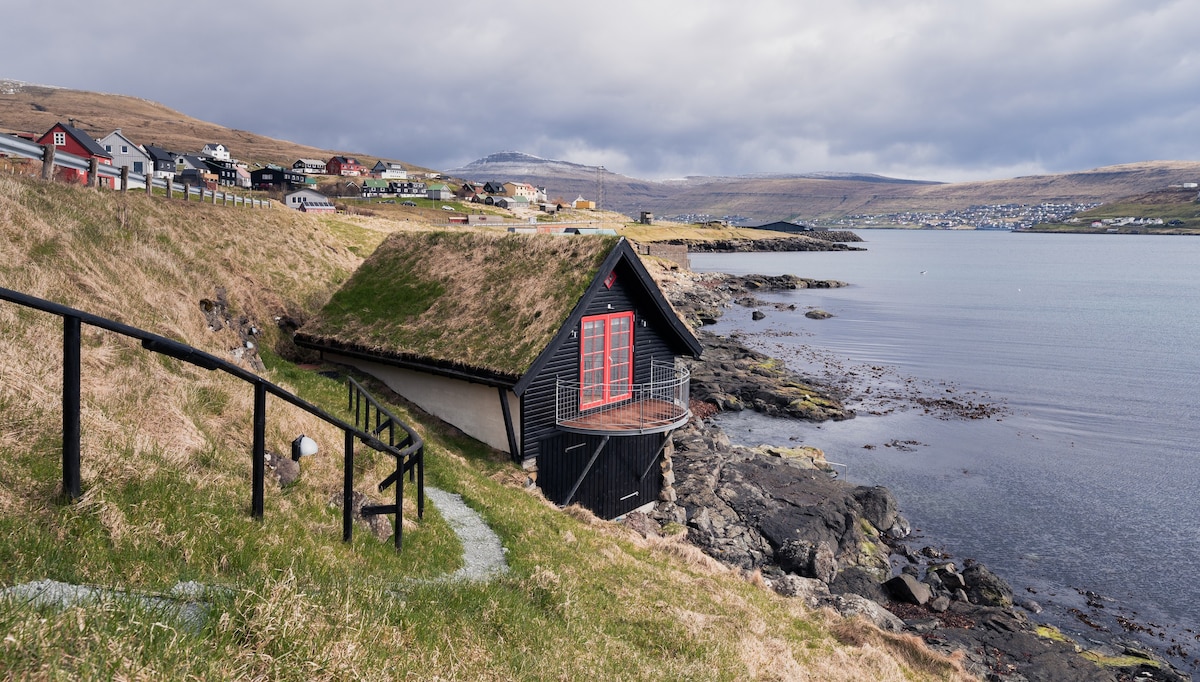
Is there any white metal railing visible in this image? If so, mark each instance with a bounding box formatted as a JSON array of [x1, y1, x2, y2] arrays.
[[0, 136, 271, 208], [555, 359, 690, 434]]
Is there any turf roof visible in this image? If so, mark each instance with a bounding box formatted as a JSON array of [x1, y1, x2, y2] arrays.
[[298, 230, 620, 379]]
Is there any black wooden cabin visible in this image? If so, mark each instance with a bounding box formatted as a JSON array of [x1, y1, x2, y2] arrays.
[[296, 232, 702, 519]]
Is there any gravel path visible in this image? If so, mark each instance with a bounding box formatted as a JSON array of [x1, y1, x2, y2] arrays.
[[425, 486, 509, 581], [0, 485, 509, 625]]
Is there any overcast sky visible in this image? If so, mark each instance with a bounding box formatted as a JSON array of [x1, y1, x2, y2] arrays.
[[6, 0, 1200, 182]]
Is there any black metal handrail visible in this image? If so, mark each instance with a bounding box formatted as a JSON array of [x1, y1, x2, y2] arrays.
[[0, 285, 424, 550], [346, 375, 424, 550]]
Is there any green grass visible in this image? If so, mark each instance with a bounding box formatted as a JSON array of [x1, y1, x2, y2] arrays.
[[317, 217, 388, 256], [319, 246, 446, 327], [300, 231, 614, 377], [1, 347, 901, 679]]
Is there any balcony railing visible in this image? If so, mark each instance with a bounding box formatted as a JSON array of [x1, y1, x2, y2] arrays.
[[556, 359, 690, 435]]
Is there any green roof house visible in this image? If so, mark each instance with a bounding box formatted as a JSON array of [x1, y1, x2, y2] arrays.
[[296, 231, 701, 518]]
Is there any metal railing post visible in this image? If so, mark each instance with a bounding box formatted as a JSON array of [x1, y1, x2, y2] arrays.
[[417, 446, 424, 517], [344, 430, 354, 542], [252, 382, 265, 518], [1, 287, 424, 551], [62, 315, 81, 501]]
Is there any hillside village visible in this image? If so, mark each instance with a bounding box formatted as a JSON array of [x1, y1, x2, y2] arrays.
[[1, 120, 604, 222]]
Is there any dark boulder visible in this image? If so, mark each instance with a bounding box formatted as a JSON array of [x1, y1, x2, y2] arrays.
[[885, 573, 932, 605], [852, 485, 898, 534], [829, 567, 888, 603], [963, 562, 1014, 608], [777, 539, 838, 583]]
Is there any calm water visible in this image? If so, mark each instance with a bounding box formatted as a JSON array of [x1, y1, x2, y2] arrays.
[[693, 230, 1200, 667]]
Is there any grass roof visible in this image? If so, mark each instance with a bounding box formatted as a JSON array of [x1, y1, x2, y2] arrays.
[[298, 230, 620, 378]]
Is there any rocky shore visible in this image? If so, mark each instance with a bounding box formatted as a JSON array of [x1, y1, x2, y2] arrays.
[[662, 230, 865, 253], [637, 262, 1188, 682]]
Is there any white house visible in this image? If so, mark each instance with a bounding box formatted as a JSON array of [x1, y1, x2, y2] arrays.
[[293, 158, 327, 175], [99, 130, 152, 184], [372, 160, 408, 180], [201, 143, 231, 161], [284, 188, 334, 211]]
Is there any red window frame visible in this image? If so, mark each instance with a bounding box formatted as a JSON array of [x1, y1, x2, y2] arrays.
[[579, 311, 634, 409]]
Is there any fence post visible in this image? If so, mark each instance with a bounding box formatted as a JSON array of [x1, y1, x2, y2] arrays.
[[252, 382, 265, 518], [88, 158, 99, 188], [120, 166, 129, 193], [182, 182, 189, 202], [40, 144, 55, 180], [145, 175, 153, 197], [344, 430, 354, 542], [211, 187, 217, 204], [166, 178, 173, 199], [62, 315, 81, 501]]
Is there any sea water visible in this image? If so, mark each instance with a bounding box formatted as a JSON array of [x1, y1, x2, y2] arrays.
[[692, 230, 1200, 670]]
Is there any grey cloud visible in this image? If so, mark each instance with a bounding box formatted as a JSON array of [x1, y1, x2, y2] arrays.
[[5, 0, 1200, 181]]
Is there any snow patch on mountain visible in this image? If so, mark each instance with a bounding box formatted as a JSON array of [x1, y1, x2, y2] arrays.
[[445, 151, 605, 179]]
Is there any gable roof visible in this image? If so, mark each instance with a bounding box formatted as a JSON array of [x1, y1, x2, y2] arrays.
[[284, 188, 329, 200], [295, 232, 700, 390], [177, 154, 209, 170], [99, 129, 146, 154], [42, 122, 111, 159], [143, 145, 175, 164]]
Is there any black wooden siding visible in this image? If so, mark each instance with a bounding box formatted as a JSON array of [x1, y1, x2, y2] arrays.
[[520, 259, 678, 464], [537, 431, 666, 519]]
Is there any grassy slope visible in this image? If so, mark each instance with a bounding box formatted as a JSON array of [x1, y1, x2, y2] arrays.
[[0, 174, 967, 680], [1029, 186, 1200, 233], [0, 85, 350, 169]]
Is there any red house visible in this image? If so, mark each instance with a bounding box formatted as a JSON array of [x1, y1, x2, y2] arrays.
[[327, 155, 366, 177], [36, 122, 114, 187]]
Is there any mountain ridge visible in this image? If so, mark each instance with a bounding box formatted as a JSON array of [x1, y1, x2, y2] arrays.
[[5, 80, 1200, 223], [450, 150, 1200, 223]]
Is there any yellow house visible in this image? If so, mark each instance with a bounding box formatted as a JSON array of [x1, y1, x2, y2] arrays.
[[573, 195, 596, 210]]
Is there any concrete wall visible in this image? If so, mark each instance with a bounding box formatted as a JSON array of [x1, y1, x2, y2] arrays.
[[328, 353, 522, 454], [638, 243, 690, 270]]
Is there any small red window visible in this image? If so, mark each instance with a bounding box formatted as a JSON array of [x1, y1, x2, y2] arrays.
[[579, 311, 633, 409]]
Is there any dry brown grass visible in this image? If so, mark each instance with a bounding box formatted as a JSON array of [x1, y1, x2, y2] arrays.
[[0, 84, 357, 169], [0, 175, 364, 502], [620, 221, 801, 243], [827, 616, 971, 681]]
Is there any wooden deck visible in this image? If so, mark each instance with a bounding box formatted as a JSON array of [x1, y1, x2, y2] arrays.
[[557, 398, 688, 435]]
